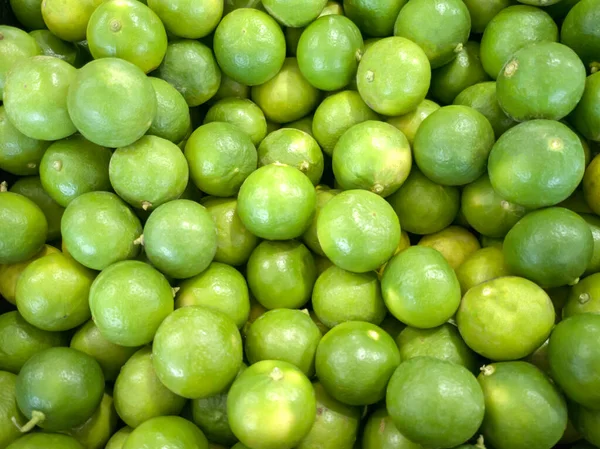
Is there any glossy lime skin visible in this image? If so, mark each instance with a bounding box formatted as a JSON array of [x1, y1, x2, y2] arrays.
[[29, 30, 78, 66], [4, 56, 76, 141], [68, 58, 156, 147], [262, 0, 327, 26], [123, 416, 209, 449], [7, 433, 85, 449], [480, 5, 559, 79], [382, 246, 461, 329], [147, 77, 191, 144], [16, 347, 104, 431], [203, 197, 259, 266], [213, 9, 285, 86], [0, 26, 41, 98], [147, 0, 222, 38], [312, 266, 386, 328], [302, 187, 340, 256], [113, 346, 186, 428], [316, 321, 400, 406], [561, 0, 600, 71], [393, 0, 471, 69], [0, 192, 47, 264], [548, 314, 600, 409], [457, 276, 555, 360], [571, 72, 600, 142], [204, 98, 267, 146], [455, 247, 511, 295], [317, 190, 400, 273], [61, 192, 142, 270], [357, 37, 430, 116], [153, 306, 243, 399], [247, 240, 317, 309], [185, 122, 257, 197], [462, 0, 513, 33], [9, 0, 46, 29], [333, 121, 411, 197], [0, 105, 50, 176], [478, 362, 568, 449], [0, 371, 26, 448], [245, 308, 322, 376], [497, 42, 586, 121], [237, 164, 316, 240], [16, 253, 94, 332], [155, 39, 221, 107], [89, 260, 173, 347], [39, 135, 112, 207], [570, 402, 600, 447], [504, 208, 593, 288], [344, 0, 406, 37], [297, 15, 363, 91], [228, 360, 316, 449], [105, 427, 132, 449], [386, 357, 485, 448], [488, 120, 586, 209], [414, 105, 495, 186]]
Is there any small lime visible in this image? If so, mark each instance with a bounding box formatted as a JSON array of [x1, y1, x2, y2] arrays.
[[455, 246, 511, 295], [387, 99, 440, 145], [418, 226, 481, 269], [204, 98, 267, 146], [147, 77, 192, 144]]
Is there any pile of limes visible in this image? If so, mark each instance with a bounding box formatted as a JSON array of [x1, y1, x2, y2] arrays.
[[1, 0, 600, 448]]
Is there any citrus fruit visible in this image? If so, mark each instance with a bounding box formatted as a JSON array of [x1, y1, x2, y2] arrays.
[[462, 0, 513, 34], [147, 0, 222, 39], [387, 168, 460, 235], [213, 8, 286, 86], [488, 120, 586, 209], [0, 25, 41, 98], [212, 74, 250, 103], [105, 427, 132, 449], [202, 197, 259, 266], [376, 230, 411, 277], [504, 208, 593, 288], [228, 360, 316, 449], [61, 192, 142, 270], [312, 266, 386, 328], [560, 0, 600, 72], [68, 58, 156, 147], [301, 187, 340, 256], [316, 321, 400, 405], [582, 213, 600, 275], [147, 77, 191, 144], [283, 116, 314, 136], [246, 240, 317, 309], [297, 15, 363, 91], [263, 0, 327, 27], [563, 273, 600, 318], [29, 30, 77, 66], [570, 402, 600, 447], [317, 189, 400, 273], [393, 0, 471, 69], [0, 371, 26, 448], [153, 306, 243, 399], [9, 0, 46, 30], [89, 260, 173, 347], [64, 392, 117, 449], [123, 416, 209, 449], [386, 357, 485, 448], [155, 39, 221, 107], [175, 262, 250, 329], [185, 122, 257, 197], [414, 105, 494, 186], [204, 98, 267, 146], [584, 155, 600, 215], [570, 72, 600, 142], [386, 99, 440, 145], [257, 128, 324, 186], [362, 407, 422, 449], [41, 0, 103, 42], [381, 246, 460, 328], [7, 433, 84, 449], [496, 42, 586, 121], [312, 90, 379, 156], [284, 1, 344, 55], [457, 276, 555, 360], [113, 346, 186, 428], [548, 313, 600, 409], [357, 36, 430, 116], [0, 192, 47, 264], [237, 163, 316, 240], [344, 0, 406, 37], [16, 347, 104, 431], [418, 226, 481, 269], [480, 5, 559, 79], [333, 121, 411, 197], [455, 247, 511, 295]]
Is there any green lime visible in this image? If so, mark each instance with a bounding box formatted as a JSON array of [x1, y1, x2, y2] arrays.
[[113, 346, 186, 428], [301, 187, 340, 256], [570, 72, 600, 142], [313, 255, 334, 278], [284, 1, 343, 56], [9, 0, 46, 29], [362, 407, 422, 449], [0, 191, 47, 265], [312, 266, 386, 328], [204, 98, 267, 146], [585, 154, 600, 215], [489, 120, 586, 209], [153, 306, 243, 399], [185, 122, 257, 197], [237, 163, 317, 240], [317, 189, 400, 273], [386, 99, 440, 146], [583, 213, 600, 275], [202, 197, 259, 266], [147, 77, 191, 144], [61, 192, 142, 270], [297, 15, 363, 91], [316, 321, 400, 405], [257, 128, 324, 186], [563, 273, 600, 318], [104, 427, 132, 449], [29, 30, 77, 66], [0, 371, 26, 449], [87, 0, 167, 73], [147, 0, 222, 39], [455, 247, 511, 295], [213, 8, 286, 86], [16, 347, 104, 431], [7, 433, 84, 449], [68, 58, 156, 147], [504, 208, 593, 288], [344, 0, 406, 37], [462, 0, 513, 34], [212, 74, 250, 103], [386, 357, 484, 448], [41, 0, 103, 42], [414, 105, 494, 186], [65, 392, 118, 449], [263, 0, 327, 26], [417, 226, 479, 270], [480, 5, 559, 79], [123, 416, 208, 449], [155, 39, 221, 107], [0, 26, 41, 98], [570, 402, 600, 447], [457, 276, 555, 360], [283, 116, 314, 136], [393, 0, 471, 69], [333, 121, 411, 197], [376, 231, 411, 278], [561, 0, 600, 72]]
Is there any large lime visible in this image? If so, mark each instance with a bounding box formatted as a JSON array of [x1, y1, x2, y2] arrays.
[[455, 246, 511, 295], [204, 98, 267, 146], [147, 77, 191, 144], [123, 416, 208, 449], [147, 0, 222, 39], [561, 0, 600, 72], [0, 26, 41, 98], [570, 72, 600, 142]]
